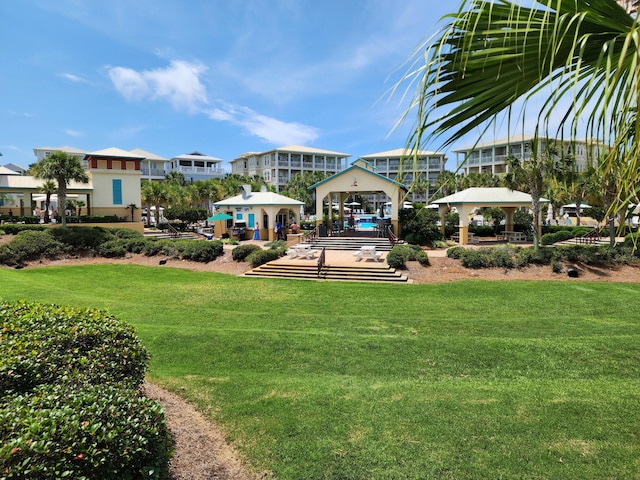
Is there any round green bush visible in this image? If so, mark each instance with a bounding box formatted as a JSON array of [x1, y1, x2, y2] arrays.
[[0, 383, 172, 480], [446, 246, 466, 259], [232, 244, 262, 261], [246, 248, 282, 267], [51, 226, 114, 250], [0, 301, 149, 395]]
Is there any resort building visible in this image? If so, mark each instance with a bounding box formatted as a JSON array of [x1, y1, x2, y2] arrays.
[[360, 148, 446, 207], [2, 147, 143, 226], [167, 151, 225, 182], [33, 146, 88, 168], [229, 145, 350, 192], [452, 134, 602, 176], [130, 148, 168, 182]]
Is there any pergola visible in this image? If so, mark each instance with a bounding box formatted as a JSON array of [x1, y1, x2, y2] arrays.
[[431, 187, 548, 244], [309, 159, 407, 234]]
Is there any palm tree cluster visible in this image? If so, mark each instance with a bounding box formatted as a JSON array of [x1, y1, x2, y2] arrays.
[[400, 0, 639, 231], [141, 173, 274, 226]]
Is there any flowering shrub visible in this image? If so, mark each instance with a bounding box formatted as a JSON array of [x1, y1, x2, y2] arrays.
[[0, 301, 170, 479]]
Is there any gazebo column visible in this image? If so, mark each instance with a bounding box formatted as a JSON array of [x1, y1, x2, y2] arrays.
[[438, 207, 448, 236], [503, 207, 516, 232], [457, 205, 474, 244]]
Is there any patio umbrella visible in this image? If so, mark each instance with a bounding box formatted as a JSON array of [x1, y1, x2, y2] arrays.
[[207, 212, 233, 237]]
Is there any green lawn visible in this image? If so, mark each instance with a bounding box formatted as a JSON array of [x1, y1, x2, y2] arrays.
[[1, 265, 639, 479]]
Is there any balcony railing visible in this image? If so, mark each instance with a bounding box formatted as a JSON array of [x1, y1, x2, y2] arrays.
[[172, 166, 225, 176]]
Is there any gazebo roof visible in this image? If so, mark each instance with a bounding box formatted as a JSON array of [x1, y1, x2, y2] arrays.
[[214, 189, 304, 208], [432, 187, 548, 206]]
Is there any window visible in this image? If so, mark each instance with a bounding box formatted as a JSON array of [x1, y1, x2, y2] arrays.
[[112, 179, 123, 205]]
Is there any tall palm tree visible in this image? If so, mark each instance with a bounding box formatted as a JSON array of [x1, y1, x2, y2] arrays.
[[31, 151, 89, 227], [141, 180, 169, 226], [37, 180, 57, 223], [400, 0, 639, 220], [504, 141, 559, 247]]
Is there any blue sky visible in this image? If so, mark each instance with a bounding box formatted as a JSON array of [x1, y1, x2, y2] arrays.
[[2, 0, 463, 170]]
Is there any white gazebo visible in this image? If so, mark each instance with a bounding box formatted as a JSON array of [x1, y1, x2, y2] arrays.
[[309, 158, 407, 235], [431, 187, 548, 244], [213, 185, 304, 241]]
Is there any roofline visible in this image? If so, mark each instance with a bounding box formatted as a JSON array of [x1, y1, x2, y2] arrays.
[[309, 164, 408, 190]]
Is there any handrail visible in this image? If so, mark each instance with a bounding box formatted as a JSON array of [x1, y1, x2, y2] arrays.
[[301, 226, 318, 244], [387, 226, 403, 247], [167, 223, 180, 238], [317, 247, 326, 277], [576, 227, 603, 244]]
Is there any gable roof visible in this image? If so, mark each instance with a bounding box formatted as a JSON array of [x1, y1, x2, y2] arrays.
[[87, 147, 145, 159], [432, 187, 548, 205], [129, 148, 167, 161], [309, 163, 407, 190], [214, 190, 304, 207]]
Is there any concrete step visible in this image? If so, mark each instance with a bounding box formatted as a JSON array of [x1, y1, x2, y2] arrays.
[[143, 231, 201, 240], [245, 262, 409, 283]]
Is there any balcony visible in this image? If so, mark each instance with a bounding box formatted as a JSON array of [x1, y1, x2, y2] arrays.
[[171, 166, 225, 176]]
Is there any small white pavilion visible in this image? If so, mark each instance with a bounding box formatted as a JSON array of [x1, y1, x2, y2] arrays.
[[431, 187, 548, 244], [213, 185, 304, 241]]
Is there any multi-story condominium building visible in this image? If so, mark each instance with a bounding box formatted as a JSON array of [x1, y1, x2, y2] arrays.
[[360, 148, 447, 204], [129, 148, 168, 182], [167, 151, 225, 182], [230, 145, 350, 191], [452, 134, 601, 176]]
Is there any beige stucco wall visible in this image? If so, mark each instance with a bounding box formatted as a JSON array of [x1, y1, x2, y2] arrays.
[[89, 169, 142, 211]]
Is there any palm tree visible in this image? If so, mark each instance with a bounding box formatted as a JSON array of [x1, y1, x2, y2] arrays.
[[141, 180, 169, 226], [399, 0, 639, 221], [31, 151, 89, 227], [37, 180, 57, 223], [504, 141, 560, 247], [75, 200, 86, 217]]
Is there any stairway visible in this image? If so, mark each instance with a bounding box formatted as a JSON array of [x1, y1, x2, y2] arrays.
[[305, 236, 394, 251], [244, 262, 410, 283], [143, 230, 201, 240]]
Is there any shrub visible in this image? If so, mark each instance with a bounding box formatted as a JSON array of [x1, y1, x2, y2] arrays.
[[97, 239, 127, 257], [121, 237, 149, 254], [514, 247, 554, 268], [551, 258, 563, 273], [142, 239, 181, 257], [386, 244, 429, 269], [179, 240, 224, 262], [0, 301, 149, 395], [460, 247, 514, 269], [446, 246, 466, 259], [50, 226, 115, 251], [0, 224, 47, 235], [0, 230, 68, 266], [0, 383, 172, 480], [246, 248, 281, 267], [112, 228, 144, 239], [232, 244, 263, 261], [541, 230, 575, 245]]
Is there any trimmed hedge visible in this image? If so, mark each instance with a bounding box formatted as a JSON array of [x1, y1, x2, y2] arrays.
[[0, 301, 149, 395], [0, 300, 170, 479]]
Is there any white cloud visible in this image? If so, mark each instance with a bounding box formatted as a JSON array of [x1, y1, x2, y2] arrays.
[[64, 129, 83, 137], [207, 104, 319, 146], [108, 60, 207, 113], [59, 73, 88, 83]]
